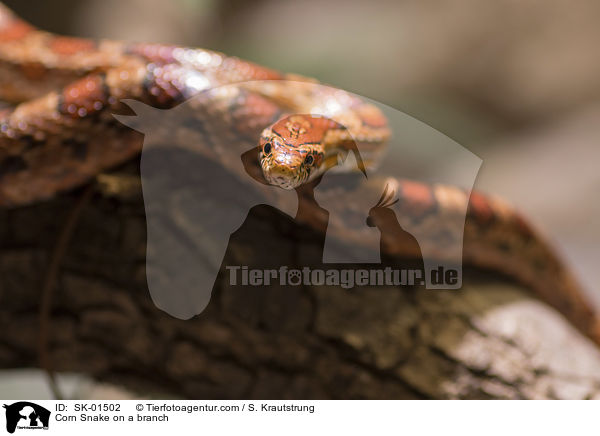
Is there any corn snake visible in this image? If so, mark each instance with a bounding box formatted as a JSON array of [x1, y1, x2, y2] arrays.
[[0, 2, 598, 347]]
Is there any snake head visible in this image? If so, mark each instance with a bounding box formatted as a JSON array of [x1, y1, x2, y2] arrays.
[[258, 115, 329, 189], [259, 114, 370, 190]]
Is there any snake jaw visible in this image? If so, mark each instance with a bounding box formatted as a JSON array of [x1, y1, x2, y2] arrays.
[[260, 150, 306, 190]]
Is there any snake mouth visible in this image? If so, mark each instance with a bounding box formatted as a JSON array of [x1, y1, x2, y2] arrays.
[[261, 166, 304, 190], [265, 174, 298, 190], [260, 158, 306, 190]]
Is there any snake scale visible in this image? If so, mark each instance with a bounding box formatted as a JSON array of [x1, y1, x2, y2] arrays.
[[0, 3, 598, 346]]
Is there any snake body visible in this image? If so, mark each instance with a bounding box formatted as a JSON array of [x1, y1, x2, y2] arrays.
[[0, 3, 599, 346]]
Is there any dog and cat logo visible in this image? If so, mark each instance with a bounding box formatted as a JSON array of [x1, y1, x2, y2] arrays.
[[2, 402, 50, 433]]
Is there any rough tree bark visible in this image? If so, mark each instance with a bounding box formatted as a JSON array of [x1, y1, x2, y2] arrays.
[[1, 164, 600, 400]]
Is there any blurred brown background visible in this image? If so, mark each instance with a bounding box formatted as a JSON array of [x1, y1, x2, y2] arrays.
[[1, 0, 599, 397]]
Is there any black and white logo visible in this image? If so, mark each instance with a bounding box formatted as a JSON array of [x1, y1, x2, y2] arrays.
[[2, 402, 50, 434]]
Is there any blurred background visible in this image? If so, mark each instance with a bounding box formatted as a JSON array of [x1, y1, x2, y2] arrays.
[[1, 0, 599, 397]]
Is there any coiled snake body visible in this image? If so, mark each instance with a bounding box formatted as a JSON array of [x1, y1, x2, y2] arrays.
[[0, 4, 598, 345]]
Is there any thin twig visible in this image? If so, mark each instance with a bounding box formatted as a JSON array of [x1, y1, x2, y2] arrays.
[[38, 185, 94, 400]]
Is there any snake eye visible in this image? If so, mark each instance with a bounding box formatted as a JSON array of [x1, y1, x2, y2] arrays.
[[366, 216, 375, 227], [263, 142, 272, 155], [304, 155, 314, 166]]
